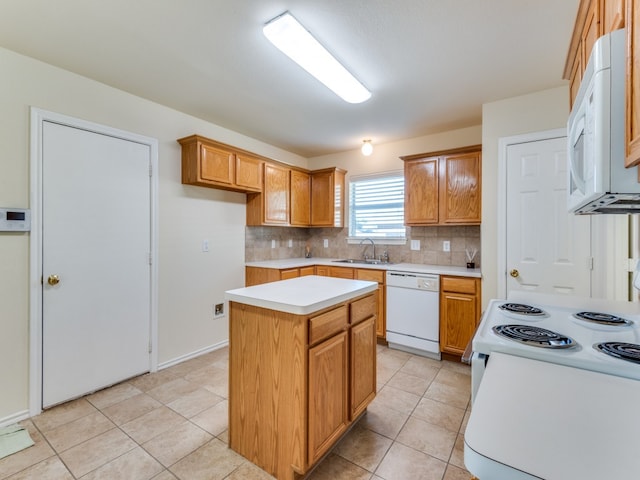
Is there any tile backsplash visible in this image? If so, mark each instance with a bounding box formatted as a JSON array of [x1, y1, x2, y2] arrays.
[[245, 225, 480, 268]]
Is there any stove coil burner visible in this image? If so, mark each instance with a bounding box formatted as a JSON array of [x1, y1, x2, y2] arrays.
[[594, 342, 640, 364], [573, 311, 633, 326], [492, 324, 576, 349], [499, 303, 546, 316]]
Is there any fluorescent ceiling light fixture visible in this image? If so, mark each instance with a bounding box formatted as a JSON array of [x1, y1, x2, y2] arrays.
[[263, 12, 371, 104]]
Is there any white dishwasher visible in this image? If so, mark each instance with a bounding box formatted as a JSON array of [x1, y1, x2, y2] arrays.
[[386, 271, 440, 360]]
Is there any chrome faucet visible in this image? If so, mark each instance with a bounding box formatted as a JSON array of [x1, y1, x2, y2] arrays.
[[359, 237, 375, 261]]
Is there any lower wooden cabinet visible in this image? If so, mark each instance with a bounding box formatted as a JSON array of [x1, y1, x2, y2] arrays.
[[439, 276, 481, 356], [350, 316, 377, 418], [355, 268, 386, 339], [308, 330, 349, 464], [245, 265, 315, 286], [229, 292, 377, 480]]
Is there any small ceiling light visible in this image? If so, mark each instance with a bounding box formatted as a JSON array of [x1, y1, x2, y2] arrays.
[[361, 140, 373, 156], [263, 12, 371, 104]]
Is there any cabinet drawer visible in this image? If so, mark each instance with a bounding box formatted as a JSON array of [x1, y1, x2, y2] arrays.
[[441, 276, 477, 294], [350, 294, 377, 325], [329, 267, 355, 279], [355, 269, 384, 284], [309, 305, 348, 345]]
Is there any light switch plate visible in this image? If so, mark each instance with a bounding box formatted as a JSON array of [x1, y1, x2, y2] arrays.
[[323, 239, 329, 248], [410, 239, 420, 251], [443, 240, 450, 252]]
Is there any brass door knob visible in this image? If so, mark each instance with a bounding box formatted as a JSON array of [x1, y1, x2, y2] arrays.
[[47, 274, 60, 286], [509, 269, 519, 278]]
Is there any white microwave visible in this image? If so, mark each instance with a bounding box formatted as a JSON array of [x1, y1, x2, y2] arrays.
[[567, 28, 640, 214]]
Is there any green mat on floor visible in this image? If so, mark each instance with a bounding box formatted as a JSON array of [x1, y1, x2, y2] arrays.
[[0, 424, 34, 460]]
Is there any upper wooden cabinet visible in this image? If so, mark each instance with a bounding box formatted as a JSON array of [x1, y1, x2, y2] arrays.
[[564, 0, 626, 108], [290, 169, 311, 226], [247, 163, 290, 225], [181, 134, 347, 227], [627, 0, 640, 166], [177, 135, 263, 193], [310, 168, 346, 227], [564, 0, 640, 167], [402, 145, 482, 226]]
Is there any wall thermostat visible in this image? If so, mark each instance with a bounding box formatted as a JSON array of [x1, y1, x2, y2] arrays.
[[0, 208, 31, 232]]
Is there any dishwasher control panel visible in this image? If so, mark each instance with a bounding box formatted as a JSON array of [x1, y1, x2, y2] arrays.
[[386, 271, 439, 291]]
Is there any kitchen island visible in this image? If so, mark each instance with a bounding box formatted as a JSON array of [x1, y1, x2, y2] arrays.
[[225, 275, 378, 480]]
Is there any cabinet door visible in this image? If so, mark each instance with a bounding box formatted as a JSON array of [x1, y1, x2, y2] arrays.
[[245, 267, 280, 286], [582, 0, 600, 65], [440, 292, 478, 356], [311, 169, 345, 227], [263, 163, 290, 225], [350, 316, 376, 419], [200, 143, 234, 185], [627, 0, 640, 167], [404, 157, 439, 225], [290, 170, 311, 226], [235, 154, 263, 191], [439, 151, 481, 224], [308, 331, 348, 464], [602, 0, 625, 33]]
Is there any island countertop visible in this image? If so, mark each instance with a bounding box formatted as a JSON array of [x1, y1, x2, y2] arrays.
[[225, 275, 378, 315]]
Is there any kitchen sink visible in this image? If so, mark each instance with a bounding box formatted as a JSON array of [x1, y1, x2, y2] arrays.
[[333, 259, 394, 265]]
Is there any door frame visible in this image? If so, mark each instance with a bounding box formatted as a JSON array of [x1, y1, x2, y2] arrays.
[[497, 128, 567, 298], [29, 108, 159, 416]]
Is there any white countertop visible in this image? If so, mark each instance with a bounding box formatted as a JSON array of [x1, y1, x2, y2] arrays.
[[465, 352, 640, 479], [225, 275, 378, 315], [245, 258, 482, 278]]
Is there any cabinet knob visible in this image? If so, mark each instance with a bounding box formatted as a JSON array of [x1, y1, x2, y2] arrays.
[[509, 269, 519, 278], [47, 274, 60, 286]]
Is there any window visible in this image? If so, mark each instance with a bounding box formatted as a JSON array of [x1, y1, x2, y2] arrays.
[[349, 173, 405, 239]]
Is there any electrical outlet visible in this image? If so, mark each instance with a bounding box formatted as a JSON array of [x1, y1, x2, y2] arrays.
[[271, 239, 276, 249], [323, 239, 329, 248], [288, 239, 293, 248], [202, 239, 209, 252], [410, 239, 420, 251], [443, 240, 450, 252], [214, 303, 224, 317]]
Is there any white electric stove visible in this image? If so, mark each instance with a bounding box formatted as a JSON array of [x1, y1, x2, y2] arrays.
[[471, 292, 640, 400], [466, 292, 640, 479]]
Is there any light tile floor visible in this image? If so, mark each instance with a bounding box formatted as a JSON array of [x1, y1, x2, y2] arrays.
[[0, 345, 473, 480]]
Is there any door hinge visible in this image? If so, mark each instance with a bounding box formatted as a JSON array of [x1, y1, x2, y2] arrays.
[[148, 253, 152, 265], [587, 257, 594, 270], [149, 163, 153, 177], [148, 341, 152, 354]]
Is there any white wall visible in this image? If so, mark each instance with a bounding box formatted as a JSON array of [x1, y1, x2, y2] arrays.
[[481, 86, 570, 306], [0, 47, 307, 422]]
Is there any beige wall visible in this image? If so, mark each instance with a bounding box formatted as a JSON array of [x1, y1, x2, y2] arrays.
[[481, 86, 570, 306], [0, 47, 307, 421], [308, 125, 482, 176]]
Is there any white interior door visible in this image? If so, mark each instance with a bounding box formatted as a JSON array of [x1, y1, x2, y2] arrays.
[[42, 120, 152, 408], [505, 136, 592, 296]]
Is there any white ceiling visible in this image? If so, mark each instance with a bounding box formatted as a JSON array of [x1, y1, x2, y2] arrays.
[[0, 0, 580, 157]]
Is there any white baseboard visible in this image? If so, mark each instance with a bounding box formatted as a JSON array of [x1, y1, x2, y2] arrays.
[[0, 410, 30, 428], [158, 340, 229, 371]]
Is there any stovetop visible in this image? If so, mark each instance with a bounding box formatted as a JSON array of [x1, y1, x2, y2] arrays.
[[473, 293, 640, 381]]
